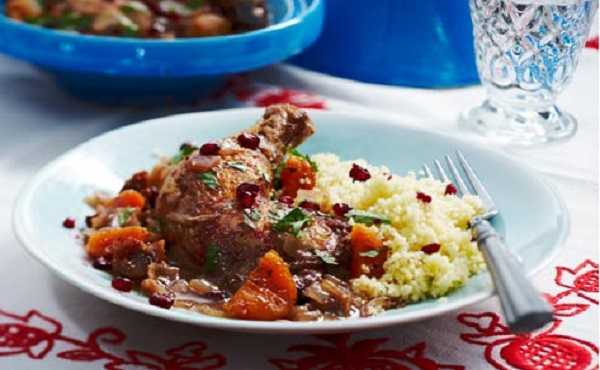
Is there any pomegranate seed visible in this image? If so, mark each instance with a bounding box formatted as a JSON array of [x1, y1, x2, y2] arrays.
[[149, 293, 174, 309], [299, 200, 320, 211], [279, 195, 295, 206], [416, 192, 432, 203], [349, 163, 371, 182], [421, 243, 441, 255], [236, 183, 260, 208], [445, 183, 458, 195], [332, 203, 352, 217], [92, 257, 112, 271], [62, 217, 76, 229], [112, 277, 133, 292], [199, 142, 220, 156], [237, 133, 260, 150]]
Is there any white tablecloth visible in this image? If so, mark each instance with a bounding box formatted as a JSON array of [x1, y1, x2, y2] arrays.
[[0, 47, 597, 370]]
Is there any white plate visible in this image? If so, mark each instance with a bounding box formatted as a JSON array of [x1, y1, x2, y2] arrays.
[[13, 108, 568, 334]]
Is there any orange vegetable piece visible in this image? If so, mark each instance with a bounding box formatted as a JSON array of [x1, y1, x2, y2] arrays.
[[280, 156, 316, 198], [86, 226, 149, 258], [224, 250, 297, 320], [351, 224, 388, 278], [112, 190, 146, 209]]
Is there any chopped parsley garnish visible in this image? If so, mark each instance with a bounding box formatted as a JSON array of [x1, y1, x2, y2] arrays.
[[226, 162, 247, 172], [198, 171, 219, 189], [359, 250, 380, 258], [26, 15, 52, 26], [203, 244, 219, 273], [243, 208, 261, 229], [273, 207, 311, 236], [171, 144, 197, 164], [117, 208, 133, 226], [187, 0, 204, 9], [57, 12, 92, 30], [289, 149, 318, 172], [347, 210, 391, 226], [315, 250, 337, 264], [116, 13, 139, 36], [273, 161, 284, 189], [120, 1, 148, 14]]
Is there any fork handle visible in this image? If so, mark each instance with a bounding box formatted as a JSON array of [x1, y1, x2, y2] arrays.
[[472, 218, 554, 333]]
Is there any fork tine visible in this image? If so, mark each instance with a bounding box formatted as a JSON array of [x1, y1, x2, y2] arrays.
[[434, 160, 449, 182], [456, 150, 496, 211], [422, 164, 434, 179], [444, 155, 470, 196]]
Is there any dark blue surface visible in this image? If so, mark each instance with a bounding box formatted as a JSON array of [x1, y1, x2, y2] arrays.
[[0, 0, 323, 103], [291, 0, 479, 88]]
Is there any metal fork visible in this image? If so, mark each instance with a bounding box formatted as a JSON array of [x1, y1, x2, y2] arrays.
[[423, 151, 554, 333]]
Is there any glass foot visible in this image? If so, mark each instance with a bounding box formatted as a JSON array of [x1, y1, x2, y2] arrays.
[[460, 100, 577, 146]]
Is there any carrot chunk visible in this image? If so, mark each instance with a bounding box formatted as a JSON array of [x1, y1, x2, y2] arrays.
[[350, 224, 388, 278], [280, 156, 316, 198], [224, 250, 297, 320], [112, 190, 146, 209], [86, 226, 149, 258]]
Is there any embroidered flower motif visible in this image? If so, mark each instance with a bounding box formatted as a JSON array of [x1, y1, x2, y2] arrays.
[[0, 310, 61, 359], [252, 89, 326, 110], [269, 333, 464, 370], [555, 260, 599, 303], [0, 309, 225, 370], [458, 312, 598, 370], [458, 260, 599, 369]]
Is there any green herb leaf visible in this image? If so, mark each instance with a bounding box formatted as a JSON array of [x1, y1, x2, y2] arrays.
[[273, 208, 311, 236], [273, 161, 284, 190], [117, 208, 133, 226], [120, 1, 148, 14], [25, 15, 52, 26], [245, 208, 261, 221], [203, 244, 219, 273], [315, 250, 337, 264], [347, 210, 391, 226], [226, 162, 247, 172], [187, 0, 204, 9], [171, 144, 197, 164], [289, 149, 318, 172], [359, 250, 380, 258], [198, 171, 219, 190], [243, 208, 261, 229], [56, 12, 92, 31]]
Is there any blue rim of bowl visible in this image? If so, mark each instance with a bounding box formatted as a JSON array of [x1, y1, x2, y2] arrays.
[[11, 108, 569, 334]]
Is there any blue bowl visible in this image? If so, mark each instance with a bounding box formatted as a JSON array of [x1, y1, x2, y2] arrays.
[[291, 0, 478, 88], [0, 0, 323, 103]]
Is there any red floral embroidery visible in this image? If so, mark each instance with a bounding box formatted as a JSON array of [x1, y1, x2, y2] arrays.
[[252, 89, 326, 110], [269, 333, 464, 370], [457, 260, 599, 370], [554, 259, 598, 305], [586, 37, 599, 50], [0, 309, 226, 370], [212, 77, 327, 110], [458, 313, 597, 370]]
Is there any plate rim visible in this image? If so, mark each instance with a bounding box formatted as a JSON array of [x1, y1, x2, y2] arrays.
[[12, 108, 569, 334]]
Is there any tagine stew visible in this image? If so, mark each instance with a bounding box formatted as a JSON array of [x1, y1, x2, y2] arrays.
[[6, 0, 268, 38], [74, 104, 484, 321]]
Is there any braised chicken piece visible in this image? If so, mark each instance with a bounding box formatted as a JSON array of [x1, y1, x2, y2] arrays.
[[155, 104, 333, 292]]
